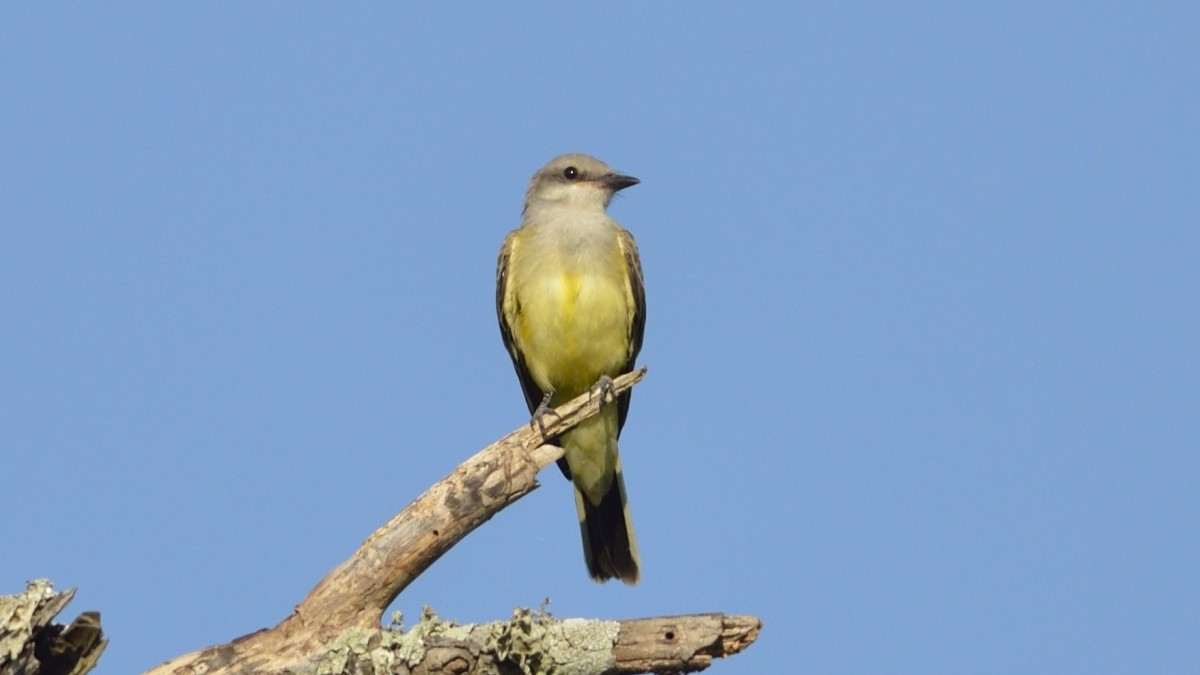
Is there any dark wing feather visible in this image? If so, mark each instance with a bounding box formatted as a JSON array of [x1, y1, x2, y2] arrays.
[[615, 229, 646, 437], [496, 230, 549, 417]]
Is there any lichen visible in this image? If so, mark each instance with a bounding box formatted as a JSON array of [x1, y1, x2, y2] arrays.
[[391, 605, 468, 667], [488, 606, 617, 675], [374, 604, 617, 675], [545, 618, 619, 675], [490, 607, 551, 675], [315, 627, 372, 675]]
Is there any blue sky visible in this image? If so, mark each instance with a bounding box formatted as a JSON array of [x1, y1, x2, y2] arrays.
[[3, 4, 1197, 673]]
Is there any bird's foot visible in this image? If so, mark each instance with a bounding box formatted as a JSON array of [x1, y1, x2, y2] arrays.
[[529, 389, 561, 440], [589, 375, 618, 408]]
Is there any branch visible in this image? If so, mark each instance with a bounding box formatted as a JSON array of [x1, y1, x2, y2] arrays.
[[18, 366, 763, 675], [282, 608, 761, 675], [141, 365, 761, 673], [284, 367, 647, 634], [0, 579, 106, 675]]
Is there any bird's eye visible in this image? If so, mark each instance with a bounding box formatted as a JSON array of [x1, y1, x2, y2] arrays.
[[563, 166, 579, 180]]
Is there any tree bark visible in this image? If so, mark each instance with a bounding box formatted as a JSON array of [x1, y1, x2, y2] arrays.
[[0, 579, 106, 675], [11, 368, 763, 674], [149, 607, 760, 675]]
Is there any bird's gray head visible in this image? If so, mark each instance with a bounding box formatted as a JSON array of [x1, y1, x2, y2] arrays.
[[523, 153, 639, 214]]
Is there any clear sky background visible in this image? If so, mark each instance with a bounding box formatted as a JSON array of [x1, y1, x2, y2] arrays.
[[3, 4, 1197, 674]]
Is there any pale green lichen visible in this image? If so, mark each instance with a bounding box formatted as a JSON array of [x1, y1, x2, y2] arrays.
[[490, 607, 550, 675], [315, 627, 373, 675], [371, 628, 404, 673], [390, 605, 474, 667], [374, 604, 617, 675], [486, 606, 616, 675], [545, 618, 619, 675]]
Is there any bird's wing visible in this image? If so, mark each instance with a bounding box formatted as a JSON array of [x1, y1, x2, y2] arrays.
[[615, 228, 646, 436], [496, 229, 548, 416]]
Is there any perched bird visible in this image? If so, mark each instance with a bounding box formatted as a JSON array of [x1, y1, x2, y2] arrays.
[[496, 153, 645, 584]]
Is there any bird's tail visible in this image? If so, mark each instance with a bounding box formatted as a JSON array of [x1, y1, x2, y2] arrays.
[[574, 455, 640, 584]]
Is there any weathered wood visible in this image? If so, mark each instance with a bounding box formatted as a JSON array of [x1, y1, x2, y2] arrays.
[[20, 366, 762, 674], [151, 608, 759, 675], [286, 368, 646, 636], [0, 579, 107, 675], [613, 613, 763, 673]]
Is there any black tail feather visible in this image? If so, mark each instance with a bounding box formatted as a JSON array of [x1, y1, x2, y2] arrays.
[[576, 468, 639, 584]]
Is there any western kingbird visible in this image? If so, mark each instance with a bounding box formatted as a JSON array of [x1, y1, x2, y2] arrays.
[[496, 153, 645, 584]]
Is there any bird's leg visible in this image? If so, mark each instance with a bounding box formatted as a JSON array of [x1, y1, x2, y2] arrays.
[[530, 389, 561, 440], [589, 374, 618, 408]]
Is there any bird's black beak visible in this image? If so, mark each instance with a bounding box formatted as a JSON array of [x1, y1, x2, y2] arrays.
[[603, 173, 640, 192]]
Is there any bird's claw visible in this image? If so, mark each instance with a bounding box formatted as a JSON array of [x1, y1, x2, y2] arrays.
[[529, 389, 561, 440], [589, 375, 618, 407]]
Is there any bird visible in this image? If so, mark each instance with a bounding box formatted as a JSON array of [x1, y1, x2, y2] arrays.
[[496, 153, 645, 584]]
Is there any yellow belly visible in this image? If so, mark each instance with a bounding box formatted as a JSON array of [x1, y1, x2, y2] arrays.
[[516, 269, 630, 403]]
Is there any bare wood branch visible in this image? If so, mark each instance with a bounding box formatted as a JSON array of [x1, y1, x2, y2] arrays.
[[22, 364, 761, 674], [283, 367, 647, 637], [147, 367, 747, 675], [0, 579, 107, 675], [613, 613, 763, 673], [15, 360, 765, 674], [25, 365, 763, 674]]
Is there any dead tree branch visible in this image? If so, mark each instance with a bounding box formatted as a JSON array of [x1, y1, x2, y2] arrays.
[[0, 579, 106, 675], [51, 366, 759, 674]]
